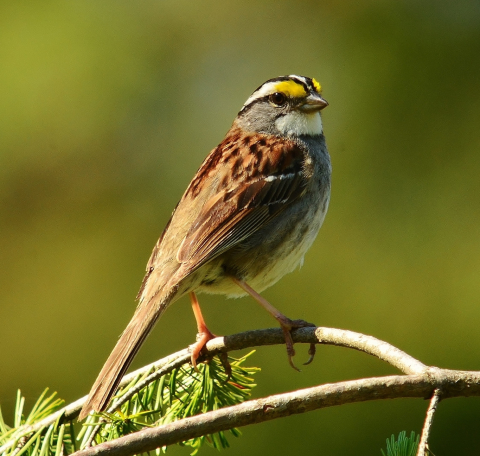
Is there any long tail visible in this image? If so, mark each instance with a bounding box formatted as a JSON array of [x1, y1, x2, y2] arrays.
[[79, 288, 177, 421]]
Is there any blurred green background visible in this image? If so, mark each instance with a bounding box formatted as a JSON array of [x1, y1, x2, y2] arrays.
[[1, 0, 480, 454]]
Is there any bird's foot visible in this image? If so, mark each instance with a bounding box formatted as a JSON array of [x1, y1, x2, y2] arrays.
[[276, 316, 317, 371], [189, 326, 216, 371], [189, 330, 232, 380], [230, 278, 317, 371], [188, 291, 231, 377]]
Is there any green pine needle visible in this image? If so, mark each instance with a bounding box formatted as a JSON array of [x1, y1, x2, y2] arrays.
[[1, 353, 259, 456], [83, 351, 259, 455], [381, 431, 421, 456], [0, 389, 74, 456]]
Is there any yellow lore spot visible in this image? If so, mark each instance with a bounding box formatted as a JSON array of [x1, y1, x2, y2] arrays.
[[273, 80, 307, 98], [312, 78, 322, 93]]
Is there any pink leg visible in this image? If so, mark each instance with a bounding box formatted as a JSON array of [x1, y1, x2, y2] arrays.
[[189, 292, 216, 370], [232, 278, 316, 371]]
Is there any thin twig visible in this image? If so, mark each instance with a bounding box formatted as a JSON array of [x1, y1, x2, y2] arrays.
[[71, 371, 480, 456], [9, 436, 29, 456], [91, 325, 427, 433], [417, 388, 442, 456], [1, 324, 424, 452], [82, 423, 102, 450], [0, 326, 462, 455], [83, 357, 189, 447]]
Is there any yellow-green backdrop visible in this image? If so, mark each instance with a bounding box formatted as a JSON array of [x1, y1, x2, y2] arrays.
[[1, 1, 480, 454]]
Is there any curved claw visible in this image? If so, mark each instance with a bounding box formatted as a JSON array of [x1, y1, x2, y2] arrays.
[[288, 355, 301, 372], [281, 325, 303, 372], [229, 278, 317, 371], [282, 320, 317, 369], [190, 328, 216, 372], [189, 346, 201, 373], [303, 343, 316, 365], [303, 355, 314, 366], [218, 352, 232, 382]]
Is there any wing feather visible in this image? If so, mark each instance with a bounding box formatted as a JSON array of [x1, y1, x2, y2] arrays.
[[177, 165, 306, 269]]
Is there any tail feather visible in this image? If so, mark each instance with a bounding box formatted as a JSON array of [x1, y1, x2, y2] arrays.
[[79, 289, 176, 421]]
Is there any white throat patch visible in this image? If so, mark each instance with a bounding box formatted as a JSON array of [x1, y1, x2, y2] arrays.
[[275, 111, 323, 136]]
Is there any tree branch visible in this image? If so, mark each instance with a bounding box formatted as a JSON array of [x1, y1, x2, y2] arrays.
[[417, 388, 442, 456], [72, 369, 480, 456], [1, 326, 477, 456]]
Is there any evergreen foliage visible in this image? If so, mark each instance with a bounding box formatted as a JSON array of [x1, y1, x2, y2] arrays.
[[381, 431, 421, 456], [0, 353, 258, 456]]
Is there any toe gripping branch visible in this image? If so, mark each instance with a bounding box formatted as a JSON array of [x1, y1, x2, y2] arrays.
[[231, 278, 317, 371], [189, 292, 232, 378]]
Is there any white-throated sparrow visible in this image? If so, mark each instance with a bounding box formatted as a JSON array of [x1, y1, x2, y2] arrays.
[[79, 75, 330, 420]]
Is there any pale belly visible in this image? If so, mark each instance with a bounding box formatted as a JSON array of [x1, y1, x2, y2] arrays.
[[196, 192, 330, 298]]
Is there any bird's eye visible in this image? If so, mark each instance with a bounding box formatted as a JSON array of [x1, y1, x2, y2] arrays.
[[269, 92, 287, 106]]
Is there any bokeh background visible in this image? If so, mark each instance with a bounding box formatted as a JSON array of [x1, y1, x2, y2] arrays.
[[1, 0, 480, 454]]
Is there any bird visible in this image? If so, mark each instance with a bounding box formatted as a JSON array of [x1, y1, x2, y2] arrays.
[[79, 75, 331, 421]]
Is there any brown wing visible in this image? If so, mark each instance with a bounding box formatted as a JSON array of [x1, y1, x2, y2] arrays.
[[177, 133, 307, 270]]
